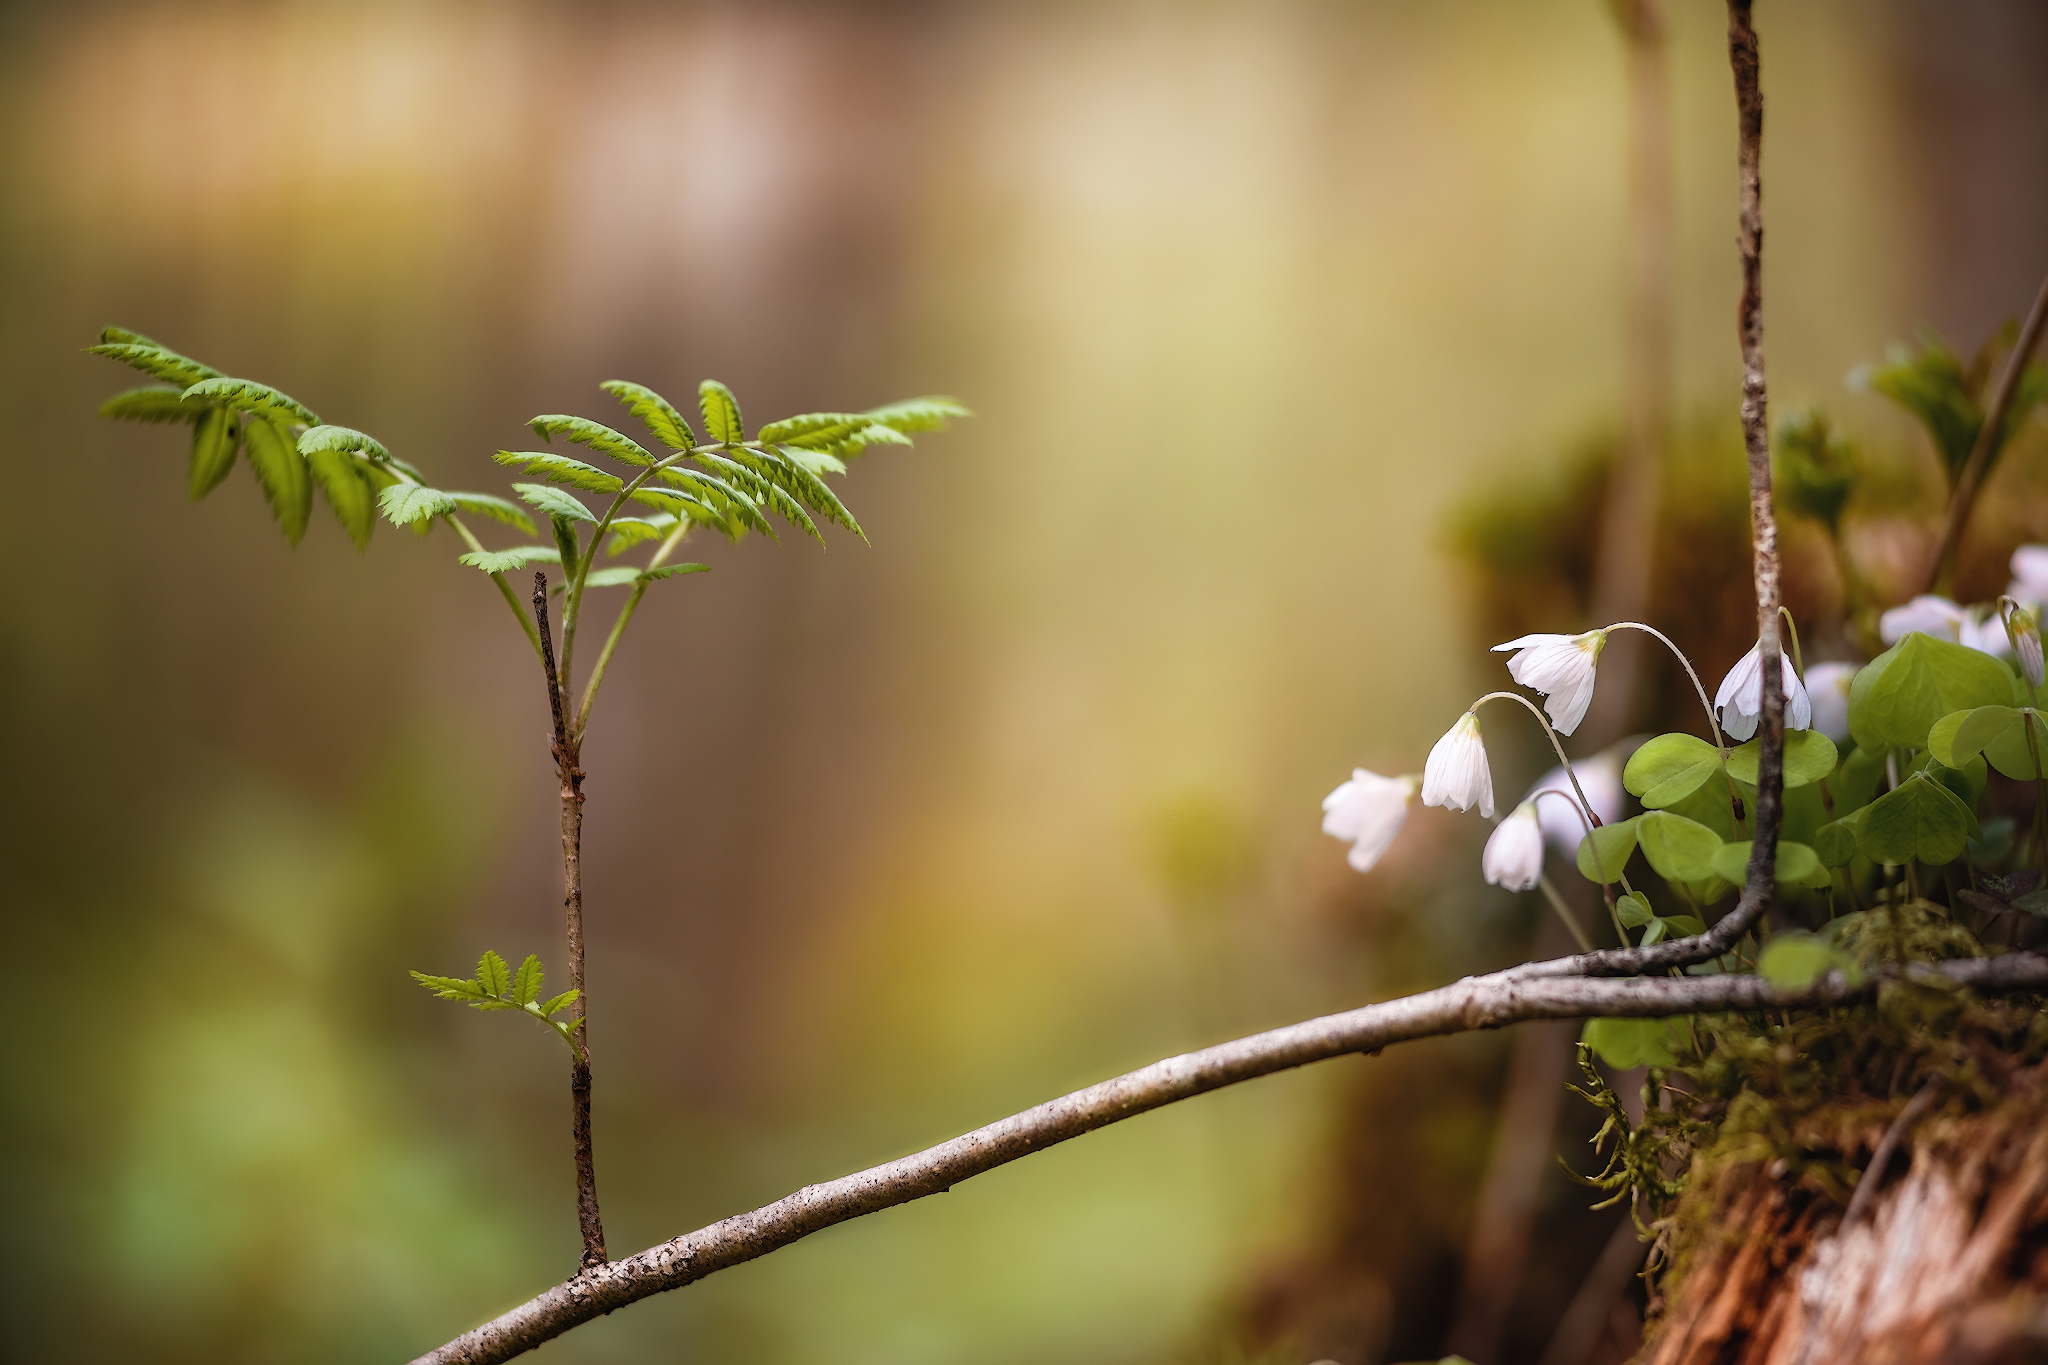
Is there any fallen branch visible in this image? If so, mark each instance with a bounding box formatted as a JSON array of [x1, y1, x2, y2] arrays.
[[410, 950, 2048, 1364]]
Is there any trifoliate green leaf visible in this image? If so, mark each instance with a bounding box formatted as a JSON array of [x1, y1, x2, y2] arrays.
[[101, 384, 204, 424], [183, 376, 319, 428], [1857, 771, 1979, 865], [514, 483, 596, 523], [495, 451, 625, 494], [299, 424, 390, 463], [1633, 810, 1724, 881], [448, 492, 537, 535], [699, 379, 745, 444], [1933, 703, 2048, 779], [243, 414, 313, 544], [88, 340, 222, 388], [1813, 809, 1867, 868], [1575, 817, 1640, 884], [1581, 1017, 1683, 1069], [1757, 931, 1859, 990], [1710, 839, 1830, 890], [599, 380, 697, 450], [1615, 891, 1654, 928], [530, 414, 653, 467], [378, 484, 457, 527], [1848, 632, 2013, 750], [1725, 728, 1839, 789], [1623, 733, 1724, 808], [188, 405, 240, 500]]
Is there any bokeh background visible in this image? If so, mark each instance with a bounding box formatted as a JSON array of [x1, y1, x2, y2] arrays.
[[6, 1, 2046, 1363]]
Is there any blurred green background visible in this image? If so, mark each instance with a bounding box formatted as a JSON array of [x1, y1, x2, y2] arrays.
[[5, 2, 2045, 1362]]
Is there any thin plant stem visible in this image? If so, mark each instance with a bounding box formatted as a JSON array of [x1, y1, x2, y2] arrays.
[[1471, 691, 1604, 825], [1603, 621, 1726, 748], [1537, 874, 1598, 954], [532, 573, 606, 1270], [574, 513, 696, 740], [1926, 267, 2048, 595], [1777, 606, 1804, 676]]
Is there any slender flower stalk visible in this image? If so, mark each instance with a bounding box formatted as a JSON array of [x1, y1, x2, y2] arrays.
[[1602, 621, 1727, 748]]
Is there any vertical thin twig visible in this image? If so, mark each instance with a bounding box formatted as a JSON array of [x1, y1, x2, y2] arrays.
[[1924, 267, 2048, 595], [1728, 0, 1785, 925], [534, 572, 606, 1270]]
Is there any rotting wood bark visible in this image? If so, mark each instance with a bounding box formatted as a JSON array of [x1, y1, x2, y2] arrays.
[[533, 573, 605, 1270], [1643, 1058, 2048, 1365]]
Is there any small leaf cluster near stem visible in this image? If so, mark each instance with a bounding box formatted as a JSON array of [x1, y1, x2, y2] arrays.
[[412, 951, 584, 1056]]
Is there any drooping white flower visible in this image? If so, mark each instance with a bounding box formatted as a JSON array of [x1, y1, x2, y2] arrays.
[[1803, 661, 1858, 743], [1321, 769, 1419, 873], [1422, 711, 1495, 817], [2010, 545, 2048, 607], [1482, 801, 1546, 892], [1492, 630, 1608, 736], [1526, 752, 1624, 854], [1879, 595, 1966, 646], [1714, 642, 1813, 742], [2011, 609, 2045, 689]]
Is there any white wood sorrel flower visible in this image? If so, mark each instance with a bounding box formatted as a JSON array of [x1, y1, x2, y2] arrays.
[[1423, 711, 1494, 817], [1803, 661, 1857, 743], [1481, 801, 1545, 891], [1491, 630, 1606, 736], [1713, 642, 1812, 742], [1321, 770, 1419, 872]]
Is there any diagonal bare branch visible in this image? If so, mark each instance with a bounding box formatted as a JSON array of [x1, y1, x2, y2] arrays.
[[409, 951, 2048, 1365]]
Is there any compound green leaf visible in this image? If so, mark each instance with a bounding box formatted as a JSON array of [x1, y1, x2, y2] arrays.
[[242, 415, 313, 544], [88, 340, 222, 388], [605, 515, 675, 554], [1710, 839, 1830, 890], [540, 989, 581, 1017], [1980, 709, 2048, 780], [863, 395, 970, 433], [183, 376, 319, 428], [378, 484, 457, 527], [530, 414, 653, 467], [448, 492, 537, 535], [699, 379, 745, 444], [1857, 771, 1978, 865], [299, 424, 389, 463], [1616, 891, 1654, 928], [774, 444, 848, 476], [101, 384, 204, 424], [1634, 810, 1724, 881], [599, 380, 696, 450], [514, 483, 596, 523], [476, 950, 511, 998], [1848, 631, 2013, 750], [305, 446, 375, 549], [458, 546, 558, 573], [641, 563, 709, 581], [1725, 728, 1839, 789], [495, 451, 624, 494], [575, 567, 642, 590], [1623, 732, 1724, 808], [1576, 817, 1640, 884], [410, 970, 488, 1001], [1833, 743, 1888, 814], [188, 405, 239, 500], [512, 954, 544, 1007], [757, 412, 878, 448]]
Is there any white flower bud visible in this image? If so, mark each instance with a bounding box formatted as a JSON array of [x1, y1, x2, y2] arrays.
[[1490, 630, 1608, 736], [1422, 711, 1495, 818]]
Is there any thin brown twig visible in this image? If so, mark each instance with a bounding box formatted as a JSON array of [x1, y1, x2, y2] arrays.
[[1925, 267, 2048, 595], [407, 952, 2048, 1365], [533, 573, 606, 1270], [1727, 0, 1784, 938]]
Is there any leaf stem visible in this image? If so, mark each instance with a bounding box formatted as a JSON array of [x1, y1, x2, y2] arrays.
[[1536, 873, 1598, 953], [572, 506, 698, 742], [445, 512, 545, 658]]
